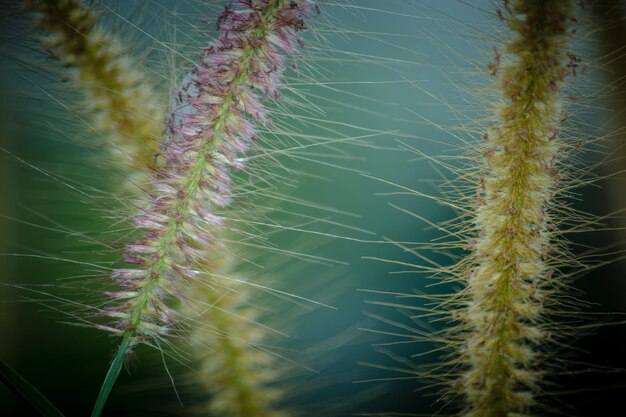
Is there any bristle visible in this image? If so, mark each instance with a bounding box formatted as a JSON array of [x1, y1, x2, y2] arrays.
[[455, 1, 576, 415], [26, 0, 164, 188]]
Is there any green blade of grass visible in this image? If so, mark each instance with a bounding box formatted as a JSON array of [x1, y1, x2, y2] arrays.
[[0, 358, 65, 417], [90, 334, 131, 417]]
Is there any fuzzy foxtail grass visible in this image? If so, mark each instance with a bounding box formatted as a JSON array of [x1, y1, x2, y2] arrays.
[[415, 1, 589, 415], [187, 271, 288, 417], [89, 1, 318, 415], [458, 1, 576, 415], [9, 1, 625, 416], [7, 1, 407, 415], [360, 1, 618, 416], [25, 0, 164, 187]]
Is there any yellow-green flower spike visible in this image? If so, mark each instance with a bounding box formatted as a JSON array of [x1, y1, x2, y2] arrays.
[[26, 0, 163, 184], [459, 1, 576, 416]]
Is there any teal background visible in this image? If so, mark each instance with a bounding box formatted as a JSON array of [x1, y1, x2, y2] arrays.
[[1, 1, 626, 416]]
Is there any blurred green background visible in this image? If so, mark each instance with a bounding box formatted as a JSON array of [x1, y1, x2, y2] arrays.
[[2, 1, 626, 416]]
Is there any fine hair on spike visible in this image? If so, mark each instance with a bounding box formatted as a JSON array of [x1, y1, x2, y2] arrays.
[[456, 1, 577, 415], [88, 2, 320, 415], [359, 1, 626, 416], [2, 1, 417, 415], [25, 0, 164, 190], [105, 0, 318, 353], [4, 1, 626, 416]]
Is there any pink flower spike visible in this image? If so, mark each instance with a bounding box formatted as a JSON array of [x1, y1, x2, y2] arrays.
[[102, 0, 316, 346]]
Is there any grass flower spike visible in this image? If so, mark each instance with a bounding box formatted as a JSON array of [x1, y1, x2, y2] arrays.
[[20, 1, 317, 414], [90, 1, 316, 414], [191, 280, 287, 417], [458, 1, 576, 415], [26, 0, 163, 179], [109, 0, 315, 353], [4, 1, 626, 416]]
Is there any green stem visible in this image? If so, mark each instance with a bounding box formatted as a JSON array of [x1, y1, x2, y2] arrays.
[[0, 358, 65, 417], [90, 334, 131, 417]]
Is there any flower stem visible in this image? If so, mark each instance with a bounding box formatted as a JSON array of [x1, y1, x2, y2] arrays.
[[91, 333, 130, 417]]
